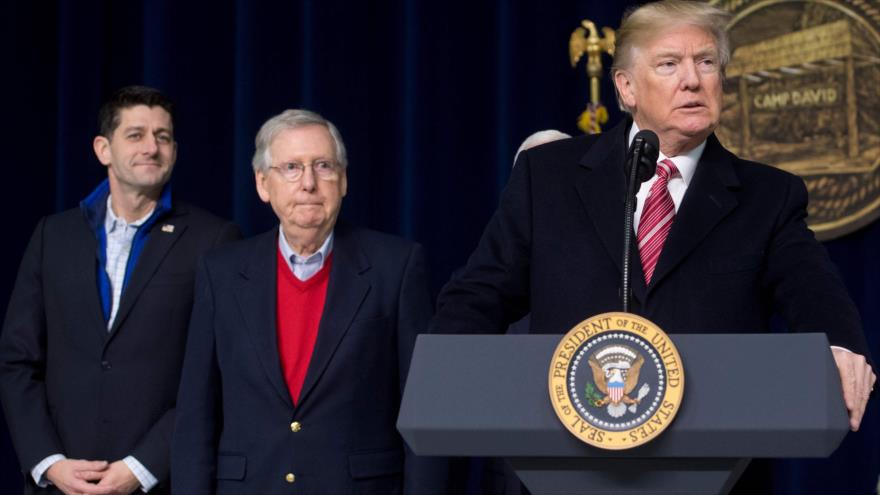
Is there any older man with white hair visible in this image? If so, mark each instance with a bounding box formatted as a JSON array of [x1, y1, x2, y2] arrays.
[[432, 0, 873, 449], [172, 109, 447, 494]]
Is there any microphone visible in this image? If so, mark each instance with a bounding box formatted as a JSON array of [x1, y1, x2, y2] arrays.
[[621, 130, 660, 313], [626, 130, 660, 184]]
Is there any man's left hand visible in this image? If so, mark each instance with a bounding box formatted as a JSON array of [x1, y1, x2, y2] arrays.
[[831, 348, 876, 431], [74, 460, 140, 495]]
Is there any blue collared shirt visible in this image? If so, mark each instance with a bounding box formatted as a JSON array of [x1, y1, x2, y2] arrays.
[[277, 226, 334, 281]]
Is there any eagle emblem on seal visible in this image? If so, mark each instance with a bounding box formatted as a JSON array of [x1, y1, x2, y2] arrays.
[[587, 345, 651, 418]]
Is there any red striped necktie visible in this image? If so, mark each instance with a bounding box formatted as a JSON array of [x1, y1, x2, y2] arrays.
[[637, 159, 679, 285]]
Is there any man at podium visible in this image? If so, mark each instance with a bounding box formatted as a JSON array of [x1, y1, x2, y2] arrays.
[[430, 0, 874, 431]]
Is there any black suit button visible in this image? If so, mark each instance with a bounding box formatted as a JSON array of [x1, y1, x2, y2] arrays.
[[101, 361, 111, 370]]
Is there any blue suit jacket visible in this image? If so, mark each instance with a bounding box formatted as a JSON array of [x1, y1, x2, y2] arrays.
[[172, 225, 447, 494], [431, 119, 869, 358]]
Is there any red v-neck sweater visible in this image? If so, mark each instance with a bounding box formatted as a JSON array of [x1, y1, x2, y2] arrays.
[[276, 248, 333, 405]]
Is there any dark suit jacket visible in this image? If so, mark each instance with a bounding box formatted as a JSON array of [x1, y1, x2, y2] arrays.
[[0, 201, 239, 494], [431, 119, 869, 358], [172, 225, 446, 495]]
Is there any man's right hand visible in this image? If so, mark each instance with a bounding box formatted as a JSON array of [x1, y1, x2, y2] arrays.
[[45, 459, 112, 495]]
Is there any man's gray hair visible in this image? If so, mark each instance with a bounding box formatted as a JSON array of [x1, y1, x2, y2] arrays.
[[252, 109, 348, 172], [610, 0, 732, 111], [514, 130, 572, 166]]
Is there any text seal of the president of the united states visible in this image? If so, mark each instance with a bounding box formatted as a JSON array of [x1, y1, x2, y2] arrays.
[[549, 312, 685, 449]]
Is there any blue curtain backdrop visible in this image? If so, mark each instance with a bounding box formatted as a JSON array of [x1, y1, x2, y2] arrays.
[[1, 1, 877, 493]]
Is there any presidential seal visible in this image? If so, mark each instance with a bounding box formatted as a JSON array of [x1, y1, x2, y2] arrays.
[[548, 312, 684, 450]]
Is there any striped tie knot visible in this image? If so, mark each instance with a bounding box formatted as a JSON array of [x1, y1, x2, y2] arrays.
[[656, 159, 679, 182]]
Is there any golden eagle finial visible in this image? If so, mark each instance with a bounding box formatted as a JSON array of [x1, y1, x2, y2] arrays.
[[569, 20, 616, 134]]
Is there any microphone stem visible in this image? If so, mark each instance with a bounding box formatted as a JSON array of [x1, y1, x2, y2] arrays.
[[622, 140, 643, 313]]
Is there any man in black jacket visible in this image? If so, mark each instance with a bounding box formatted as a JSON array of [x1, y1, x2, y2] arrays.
[[173, 109, 447, 494], [0, 86, 239, 494], [431, 0, 874, 435]]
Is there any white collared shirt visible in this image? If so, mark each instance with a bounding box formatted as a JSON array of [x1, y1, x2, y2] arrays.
[[278, 226, 334, 281], [629, 124, 705, 233]]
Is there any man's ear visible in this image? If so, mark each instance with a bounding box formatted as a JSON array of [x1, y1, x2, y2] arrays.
[[93, 136, 112, 167], [170, 141, 178, 167], [340, 170, 347, 198], [613, 70, 637, 110], [255, 170, 271, 203]]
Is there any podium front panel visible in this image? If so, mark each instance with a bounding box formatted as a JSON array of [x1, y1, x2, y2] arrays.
[[398, 333, 848, 458]]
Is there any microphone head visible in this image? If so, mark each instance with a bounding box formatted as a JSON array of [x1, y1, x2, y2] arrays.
[[634, 129, 659, 156], [629, 129, 660, 183]]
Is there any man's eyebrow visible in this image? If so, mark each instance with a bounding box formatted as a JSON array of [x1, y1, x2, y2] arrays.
[[651, 45, 717, 60], [120, 125, 174, 136], [693, 47, 717, 58], [651, 48, 684, 60]]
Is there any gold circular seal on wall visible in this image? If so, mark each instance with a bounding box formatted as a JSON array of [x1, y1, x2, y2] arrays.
[[548, 312, 684, 450], [712, 0, 880, 240]]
